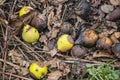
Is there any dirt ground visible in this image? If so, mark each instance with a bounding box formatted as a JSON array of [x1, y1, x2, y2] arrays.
[[0, 0, 120, 80]]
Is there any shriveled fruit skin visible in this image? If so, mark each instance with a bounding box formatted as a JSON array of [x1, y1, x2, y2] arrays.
[[57, 34, 74, 52], [75, 30, 98, 47], [106, 8, 120, 21], [31, 14, 47, 31], [22, 25, 40, 43], [29, 62, 48, 79], [112, 43, 120, 59], [96, 37, 113, 50], [71, 45, 87, 57], [19, 6, 33, 17]]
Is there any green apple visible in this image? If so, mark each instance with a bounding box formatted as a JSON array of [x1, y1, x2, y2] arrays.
[[22, 25, 40, 43]]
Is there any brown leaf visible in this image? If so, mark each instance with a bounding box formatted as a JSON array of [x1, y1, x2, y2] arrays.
[[8, 51, 29, 76], [45, 58, 60, 68], [43, 45, 50, 51], [47, 11, 54, 30], [47, 71, 62, 80], [45, 58, 70, 76], [20, 68, 29, 76], [49, 48, 58, 57], [59, 61, 70, 76], [56, 4, 62, 18], [49, 27, 60, 40], [8, 50, 30, 75], [8, 50, 23, 64], [92, 0, 101, 7], [39, 35, 47, 44]]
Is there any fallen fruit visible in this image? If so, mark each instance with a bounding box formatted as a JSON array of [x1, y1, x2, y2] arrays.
[[75, 29, 98, 47], [106, 8, 120, 21], [75, 0, 91, 20], [57, 34, 74, 52], [112, 43, 120, 59], [96, 37, 113, 49], [71, 45, 87, 57], [109, 0, 120, 6], [19, 6, 34, 17], [31, 14, 46, 31], [61, 22, 73, 34], [110, 32, 120, 44], [29, 61, 48, 79], [22, 25, 40, 43]]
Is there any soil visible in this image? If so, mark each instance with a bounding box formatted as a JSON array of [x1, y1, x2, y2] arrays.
[[0, 0, 120, 80]]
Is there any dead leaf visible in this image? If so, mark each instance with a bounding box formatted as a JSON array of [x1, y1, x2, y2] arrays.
[[8, 50, 23, 64], [56, 4, 62, 18], [49, 48, 58, 57], [20, 68, 29, 76], [92, 0, 101, 7], [43, 45, 50, 51], [8, 50, 30, 75], [59, 61, 70, 76], [47, 11, 54, 30], [39, 35, 47, 44], [109, 0, 120, 6], [47, 70, 62, 80], [49, 27, 60, 40], [106, 21, 117, 29], [93, 50, 113, 58], [45, 58, 70, 76], [45, 58, 60, 68]]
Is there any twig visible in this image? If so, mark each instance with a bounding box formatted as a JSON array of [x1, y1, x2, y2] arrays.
[[2, 24, 9, 80], [0, 58, 21, 70], [13, 35, 46, 61], [18, 47, 30, 61], [0, 58, 31, 79], [61, 5, 67, 21], [0, 72, 30, 80], [11, 0, 17, 14]]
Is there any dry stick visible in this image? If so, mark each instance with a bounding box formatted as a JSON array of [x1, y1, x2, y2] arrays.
[[56, 53, 120, 68], [0, 72, 29, 80], [0, 58, 20, 68], [64, 60, 120, 68], [18, 47, 30, 61], [11, 0, 17, 13], [2, 24, 8, 80], [58, 54, 120, 68], [13, 36, 46, 61], [0, 59, 30, 79], [61, 5, 67, 21]]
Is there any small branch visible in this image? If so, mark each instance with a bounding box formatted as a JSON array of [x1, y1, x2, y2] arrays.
[[2, 24, 9, 80], [0, 72, 30, 80], [0, 59, 21, 69], [13, 36, 45, 61]]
